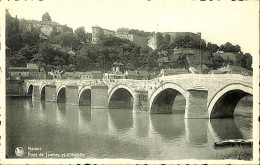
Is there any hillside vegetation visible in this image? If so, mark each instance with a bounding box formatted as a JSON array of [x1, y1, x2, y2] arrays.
[[6, 10, 252, 74]]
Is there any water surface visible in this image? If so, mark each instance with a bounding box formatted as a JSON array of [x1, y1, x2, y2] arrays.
[[6, 97, 252, 160]]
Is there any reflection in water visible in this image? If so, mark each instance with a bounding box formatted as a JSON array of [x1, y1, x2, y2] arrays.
[[28, 98, 33, 108], [150, 114, 184, 140], [109, 109, 133, 131], [32, 99, 45, 120], [56, 103, 66, 126], [6, 97, 253, 160], [210, 118, 243, 140], [78, 106, 92, 134], [91, 109, 108, 135], [66, 105, 80, 131], [185, 119, 208, 146], [79, 106, 92, 122], [234, 117, 252, 140], [134, 113, 150, 138]]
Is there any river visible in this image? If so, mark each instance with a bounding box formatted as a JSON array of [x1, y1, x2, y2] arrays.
[[6, 96, 252, 160]]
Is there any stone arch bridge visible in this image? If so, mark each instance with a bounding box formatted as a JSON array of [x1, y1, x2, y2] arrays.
[[24, 74, 252, 119]]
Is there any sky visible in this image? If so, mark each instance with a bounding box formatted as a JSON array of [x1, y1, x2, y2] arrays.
[[2, 0, 259, 56]]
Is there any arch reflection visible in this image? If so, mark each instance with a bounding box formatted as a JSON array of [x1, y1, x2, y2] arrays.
[[210, 118, 243, 140], [150, 114, 184, 140], [109, 109, 133, 132]]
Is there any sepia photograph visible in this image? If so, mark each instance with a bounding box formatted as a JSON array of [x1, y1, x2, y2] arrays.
[[0, 0, 259, 164]]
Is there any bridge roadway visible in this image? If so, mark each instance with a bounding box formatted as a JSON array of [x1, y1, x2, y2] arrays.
[[24, 74, 253, 119]]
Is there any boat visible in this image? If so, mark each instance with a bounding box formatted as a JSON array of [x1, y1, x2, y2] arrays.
[[214, 139, 253, 147]]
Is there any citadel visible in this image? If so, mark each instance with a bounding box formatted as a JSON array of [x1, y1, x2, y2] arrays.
[[91, 25, 201, 50]]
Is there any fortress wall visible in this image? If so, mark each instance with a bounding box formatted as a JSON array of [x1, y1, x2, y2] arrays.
[[148, 32, 201, 50], [103, 29, 116, 37], [115, 33, 134, 41], [133, 35, 148, 47]]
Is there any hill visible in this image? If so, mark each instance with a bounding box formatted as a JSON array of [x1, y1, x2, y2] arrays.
[[5, 10, 252, 75]]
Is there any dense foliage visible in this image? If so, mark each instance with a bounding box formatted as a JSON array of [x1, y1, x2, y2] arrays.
[[42, 12, 52, 21], [6, 10, 253, 74]]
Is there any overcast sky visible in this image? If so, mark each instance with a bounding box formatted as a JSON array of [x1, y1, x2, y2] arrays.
[[3, 0, 259, 56]]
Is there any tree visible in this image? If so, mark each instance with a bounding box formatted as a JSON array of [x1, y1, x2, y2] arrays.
[[6, 10, 24, 51], [241, 53, 252, 70], [207, 42, 219, 53], [31, 43, 70, 71], [42, 12, 52, 21], [163, 34, 171, 43], [17, 45, 39, 63], [235, 45, 241, 53], [219, 42, 240, 53], [21, 26, 40, 46], [171, 35, 206, 50], [206, 55, 225, 70], [74, 27, 87, 43], [155, 33, 164, 48], [58, 32, 76, 48]]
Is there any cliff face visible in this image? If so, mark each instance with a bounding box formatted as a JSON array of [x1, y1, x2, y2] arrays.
[[19, 19, 70, 37]]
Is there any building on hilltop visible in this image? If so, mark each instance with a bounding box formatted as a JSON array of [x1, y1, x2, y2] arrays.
[[148, 32, 201, 50], [115, 27, 134, 41], [91, 25, 201, 50], [91, 26, 148, 46], [91, 25, 115, 43]]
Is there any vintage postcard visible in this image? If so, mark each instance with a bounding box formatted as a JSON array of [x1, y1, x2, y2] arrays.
[[0, 0, 259, 164]]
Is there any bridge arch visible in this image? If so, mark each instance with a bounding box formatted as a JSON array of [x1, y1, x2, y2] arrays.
[[208, 83, 253, 119], [78, 86, 91, 105], [56, 85, 66, 103], [149, 82, 187, 114], [40, 85, 46, 100], [108, 84, 135, 109], [27, 84, 33, 95]]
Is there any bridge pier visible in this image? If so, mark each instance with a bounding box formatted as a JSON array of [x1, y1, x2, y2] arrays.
[[91, 85, 108, 109], [45, 84, 57, 102], [32, 85, 41, 99], [66, 85, 79, 105], [185, 87, 209, 119], [133, 90, 149, 112]]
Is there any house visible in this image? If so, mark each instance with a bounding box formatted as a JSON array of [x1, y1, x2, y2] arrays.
[[8, 63, 45, 80], [125, 70, 149, 80], [74, 72, 92, 79], [63, 71, 103, 79], [63, 72, 76, 79], [104, 71, 125, 79], [136, 70, 149, 80], [125, 70, 138, 79], [91, 71, 103, 79]]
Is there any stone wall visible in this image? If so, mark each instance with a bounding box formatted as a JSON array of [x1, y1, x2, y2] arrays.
[[6, 80, 27, 95]]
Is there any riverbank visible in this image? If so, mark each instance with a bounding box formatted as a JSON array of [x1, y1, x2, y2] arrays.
[[212, 146, 252, 160]]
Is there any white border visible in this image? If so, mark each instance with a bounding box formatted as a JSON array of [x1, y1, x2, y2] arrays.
[[0, 0, 259, 164]]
